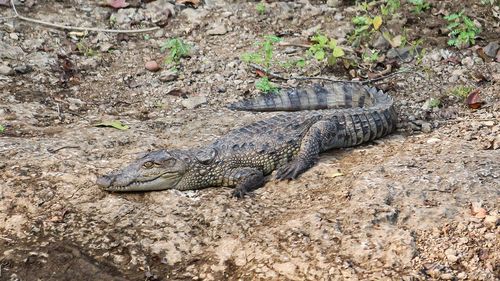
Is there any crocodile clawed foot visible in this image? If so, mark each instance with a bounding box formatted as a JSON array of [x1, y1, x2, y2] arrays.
[[275, 160, 307, 180], [232, 187, 248, 198]]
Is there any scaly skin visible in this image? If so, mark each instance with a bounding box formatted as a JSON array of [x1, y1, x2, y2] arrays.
[[97, 83, 397, 197]]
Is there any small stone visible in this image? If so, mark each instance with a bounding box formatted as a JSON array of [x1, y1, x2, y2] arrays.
[[426, 137, 441, 144], [0, 65, 14, 75], [145, 60, 160, 72], [181, 96, 207, 109], [457, 272, 467, 280], [159, 69, 178, 82], [99, 42, 113, 52], [474, 207, 487, 219], [483, 41, 499, 58], [421, 122, 432, 133], [14, 65, 32, 74], [386, 47, 411, 60], [484, 215, 498, 227], [461, 56, 474, 67], [9, 33, 19, 40], [440, 273, 454, 280], [206, 24, 227, 36], [372, 32, 390, 50], [326, 0, 341, 8]]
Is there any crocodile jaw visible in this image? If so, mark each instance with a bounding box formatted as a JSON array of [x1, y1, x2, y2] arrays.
[[97, 172, 183, 192]]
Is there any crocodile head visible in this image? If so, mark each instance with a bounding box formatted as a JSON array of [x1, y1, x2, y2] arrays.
[[97, 149, 192, 192]]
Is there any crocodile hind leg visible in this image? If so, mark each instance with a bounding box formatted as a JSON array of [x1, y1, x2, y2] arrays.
[[226, 168, 265, 198], [276, 120, 337, 180]]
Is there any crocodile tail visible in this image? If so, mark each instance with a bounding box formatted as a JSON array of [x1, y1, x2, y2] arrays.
[[228, 83, 378, 112]]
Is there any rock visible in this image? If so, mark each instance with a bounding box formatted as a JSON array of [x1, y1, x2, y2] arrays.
[[0, 41, 25, 59], [429, 50, 442, 62], [14, 64, 32, 74], [426, 138, 441, 144], [484, 215, 498, 227], [440, 273, 454, 280], [0, 65, 14, 76], [421, 122, 432, 133], [483, 41, 499, 58], [386, 47, 412, 60], [206, 23, 228, 36], [145, 60, 160, 72], [181, 8, 208, 25], [159, 69, 178, 82], [145, 0, 175, 25], [461, 56, 474, 67], [9, 33, 19, 40], [372, 32, 390, 50], [99, 42, 113, 52], [326, 0, 341, 7], [302, 24, 322, 37], [181, 96, 207, 109], [26, 52, 55, 68]]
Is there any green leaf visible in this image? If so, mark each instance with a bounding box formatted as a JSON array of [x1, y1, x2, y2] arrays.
[[328, 39, 338, 50], [295, 59, 306, 68], [314, 50, 325, 61], [332, 46, 345, 58], [95, 120, 129, 130], [0, 124, 4, 133]]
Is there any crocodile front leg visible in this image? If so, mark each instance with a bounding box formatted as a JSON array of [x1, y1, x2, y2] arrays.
[[224, 168, 265, 198]]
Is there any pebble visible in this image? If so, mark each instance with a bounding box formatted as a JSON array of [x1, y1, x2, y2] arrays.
[[14, 64, 32, 74], [386, 47, 411, 60], [483, 215, 498, 227], [9, 33, 19, 40], [421, 122, 432, 133], [461, 56, 474, 67], [426, 138, 441, 144], [440, 273, 454, 280], [483, 41, 499, 58], [181, 95, 207, 109], [206, 24, 228, 36], [145, 60, 161, 72], [0, 65, 14, 75], [372, 32, 390, 50], [159, 69, 178, 82], [326, 0, 341, 7]]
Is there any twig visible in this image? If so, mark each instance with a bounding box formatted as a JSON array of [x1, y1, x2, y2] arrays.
[[248, 63, 419, 84], [47, 145, 80, 154], [7, 0, 160, 34]]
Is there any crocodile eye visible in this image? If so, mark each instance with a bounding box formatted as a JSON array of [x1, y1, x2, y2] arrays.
[[143, 161, 154, 169]]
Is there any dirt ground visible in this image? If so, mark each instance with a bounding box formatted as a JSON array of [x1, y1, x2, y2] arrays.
[[0, 0, 499, 280]]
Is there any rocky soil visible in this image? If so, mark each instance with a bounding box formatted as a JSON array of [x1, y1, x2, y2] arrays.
[[0, 0, 499, 280]]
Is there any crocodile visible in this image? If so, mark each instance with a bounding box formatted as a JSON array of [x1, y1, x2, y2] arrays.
[[96, 83, 397, 197]]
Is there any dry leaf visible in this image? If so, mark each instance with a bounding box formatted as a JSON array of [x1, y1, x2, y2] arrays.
[[476, 48, 492, 63], [466, 89, 484, 109], [255, 69, 266, 77], [176, 0, 201, 7]]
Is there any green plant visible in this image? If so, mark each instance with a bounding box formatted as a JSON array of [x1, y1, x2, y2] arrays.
[[256, 1, 266, 14], [241, 35, 282, 67], [450, 85, 473, 99], [362, 49, 380, 63], [428, 98, 441, 109], [76, 41, 97, 57], [307, 34, 345, 65], [160, 38, 191, 65], [380, 0, 400, 16], [0, 124, 4, 133], [480, 0, 498, 5], [349, 15, 382, 46], [444, 12, 481, 48], [409, 0, 430, 14], [255, 77, 279, 94]]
